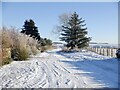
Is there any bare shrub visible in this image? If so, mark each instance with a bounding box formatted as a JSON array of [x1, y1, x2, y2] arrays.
[[2, 27, 13, 48], [0, 29, 2, 66], [1, 27, 39, 65], [31, 46, 38, 55], [11, 47, 29, 61]]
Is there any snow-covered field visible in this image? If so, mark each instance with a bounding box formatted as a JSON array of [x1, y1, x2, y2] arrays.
[[0, 48, 119, 89]]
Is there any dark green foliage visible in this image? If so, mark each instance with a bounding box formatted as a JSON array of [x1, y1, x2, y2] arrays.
[[37, 38, 52, 52], [39, 38, 52, 46], [21, 19, 52, 53], [21, 19, 41, 41], [39, 38, 46, 46], [44, 38, 52, 46], [60, 12, 91, 50]]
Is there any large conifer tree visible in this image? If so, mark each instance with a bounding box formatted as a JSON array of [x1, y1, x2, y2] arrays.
[[21, 19, 41, 41], [60, 12, 91, 50]]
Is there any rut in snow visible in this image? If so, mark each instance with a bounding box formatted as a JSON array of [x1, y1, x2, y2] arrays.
[[0, 49, 118, 88]]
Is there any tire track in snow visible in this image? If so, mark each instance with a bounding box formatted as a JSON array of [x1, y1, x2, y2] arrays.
[[0, 49, 118, 88], [44, 52, 86, 88]]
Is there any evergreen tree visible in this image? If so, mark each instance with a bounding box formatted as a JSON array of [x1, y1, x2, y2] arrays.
[[21, 19, 41, 41], [39, 38, 52, 46], [44, 38, 52, 46], [60, 12, 91, 50]]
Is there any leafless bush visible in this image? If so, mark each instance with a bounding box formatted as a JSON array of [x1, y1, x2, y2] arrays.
[[0, 28, 2, 66], [1, 27, 39, 65], [52, 13, 71, 35]]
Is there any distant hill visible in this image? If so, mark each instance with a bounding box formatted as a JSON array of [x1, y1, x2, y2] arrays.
[[53, 42, 64, 44], [90, 42, 109, 44]]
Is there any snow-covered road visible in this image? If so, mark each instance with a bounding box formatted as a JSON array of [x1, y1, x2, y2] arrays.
[[0, 48, 118, 88]]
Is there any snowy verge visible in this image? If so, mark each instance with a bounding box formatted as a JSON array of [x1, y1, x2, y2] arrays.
[[0, 49, 118, 88]]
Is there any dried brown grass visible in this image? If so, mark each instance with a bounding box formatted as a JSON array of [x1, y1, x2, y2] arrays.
[[0, 27, 39, 65]]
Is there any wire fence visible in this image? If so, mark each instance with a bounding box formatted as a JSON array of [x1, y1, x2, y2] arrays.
[[87, 47, 118, 57]]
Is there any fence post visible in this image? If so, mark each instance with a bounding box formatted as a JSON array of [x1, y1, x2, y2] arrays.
[[102, 48, 103, 55], [107, 48, 109, 56], [95, 48, 97, 53], [103, 48, 105, 55], [111, 48, 113, 57], [93, 48, 95, 52], [99, 48, 102, 55]]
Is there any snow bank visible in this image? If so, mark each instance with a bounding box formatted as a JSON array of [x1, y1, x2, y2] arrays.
[[0, 49, 118, 88]]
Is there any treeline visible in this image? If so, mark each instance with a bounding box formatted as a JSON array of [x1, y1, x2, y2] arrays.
[[0, 19, 52, 66]]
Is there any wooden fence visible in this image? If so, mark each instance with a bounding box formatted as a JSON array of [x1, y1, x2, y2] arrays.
[[87, 47, 118, 57]]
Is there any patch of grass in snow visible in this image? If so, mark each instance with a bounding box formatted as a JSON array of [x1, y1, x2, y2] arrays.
[[11, 47, 29, 61], [2, 58, 13, 65]]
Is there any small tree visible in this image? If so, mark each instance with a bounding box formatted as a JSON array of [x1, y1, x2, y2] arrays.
[[21, 19, 41, 41], [39, 38, 52, 46], [60, 12, 91, 50], [44, 38, 52, 46], [52, 13, 71, 35]]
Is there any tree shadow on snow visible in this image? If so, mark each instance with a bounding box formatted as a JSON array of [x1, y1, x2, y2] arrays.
[[56, 51, 119, 88]]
